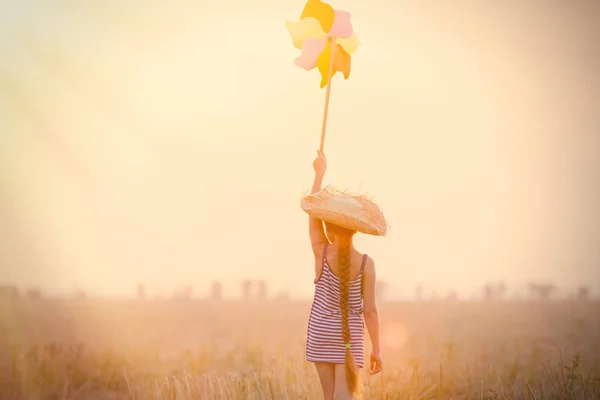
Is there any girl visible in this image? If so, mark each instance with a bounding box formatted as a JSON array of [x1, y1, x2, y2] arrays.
[[302, 151, 385, 400]]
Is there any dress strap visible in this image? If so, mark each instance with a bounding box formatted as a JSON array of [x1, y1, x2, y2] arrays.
[[360, 254, 367, 295], [314, 243, 329, 284], [359, 254, 367, 275]]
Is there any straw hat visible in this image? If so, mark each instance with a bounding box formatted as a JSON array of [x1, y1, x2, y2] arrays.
[[301, 185, 389, 236]]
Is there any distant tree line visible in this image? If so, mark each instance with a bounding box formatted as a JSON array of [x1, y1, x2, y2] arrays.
[[0, 281, 594, 302]]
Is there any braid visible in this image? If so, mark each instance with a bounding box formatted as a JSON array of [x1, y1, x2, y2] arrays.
[[339, 233, 360, 394]]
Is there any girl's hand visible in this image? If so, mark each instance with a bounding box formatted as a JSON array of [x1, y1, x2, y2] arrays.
[[369, 350, 383, 375], [313, 151, 327, 178]]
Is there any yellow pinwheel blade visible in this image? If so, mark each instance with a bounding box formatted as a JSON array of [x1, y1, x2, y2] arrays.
[[300, 0, 335, 33], [317, 42, 352, 88], [337, 33, 360, 54], [334, 44, 351, 79], [285, 17, 326, 49]]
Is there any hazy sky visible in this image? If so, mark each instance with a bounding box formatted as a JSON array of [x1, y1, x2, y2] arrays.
[[1, 0, 598, 299]]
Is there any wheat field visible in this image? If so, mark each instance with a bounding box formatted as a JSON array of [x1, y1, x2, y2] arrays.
[[0, 299, 599, 399]]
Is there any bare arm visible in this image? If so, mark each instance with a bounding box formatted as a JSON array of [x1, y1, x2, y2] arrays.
[[363, 258, 381, 355], [308, 152, 329, 256]]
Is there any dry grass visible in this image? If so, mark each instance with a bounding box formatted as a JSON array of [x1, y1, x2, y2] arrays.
[[0, 299, 599, 399]]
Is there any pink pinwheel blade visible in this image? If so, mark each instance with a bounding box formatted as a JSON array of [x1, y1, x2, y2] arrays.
[[328, 10, 353, 38], [294, 37, 326, 70]]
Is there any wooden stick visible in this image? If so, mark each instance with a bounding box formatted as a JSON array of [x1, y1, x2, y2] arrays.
[[319, 37, 337, 153], [438, 363, 443, 399]]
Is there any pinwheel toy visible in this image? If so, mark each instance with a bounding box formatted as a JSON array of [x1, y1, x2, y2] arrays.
[[286, 0, 360, 152]]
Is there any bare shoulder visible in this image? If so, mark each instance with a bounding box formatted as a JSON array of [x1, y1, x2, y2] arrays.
[[313, 242, 326, 261], [363, 255, 376, 277], [311, 239, 329, 258]]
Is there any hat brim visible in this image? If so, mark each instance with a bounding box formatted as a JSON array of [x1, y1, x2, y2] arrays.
[[301, 186, 388, 236]]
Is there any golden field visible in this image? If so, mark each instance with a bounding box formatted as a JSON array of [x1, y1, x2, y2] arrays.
[[0, 299, 599, 399]]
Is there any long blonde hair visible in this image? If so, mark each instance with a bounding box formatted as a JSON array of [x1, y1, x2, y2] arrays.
[[326, 223, 360, 394]]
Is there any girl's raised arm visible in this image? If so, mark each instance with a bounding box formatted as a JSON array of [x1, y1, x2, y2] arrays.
[[308, 151, 329, 256]]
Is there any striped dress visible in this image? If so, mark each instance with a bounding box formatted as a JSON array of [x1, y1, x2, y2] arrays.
[[306, 244, 367, 367]]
